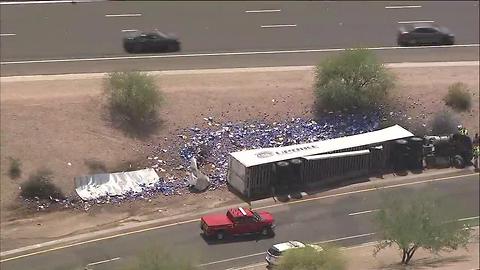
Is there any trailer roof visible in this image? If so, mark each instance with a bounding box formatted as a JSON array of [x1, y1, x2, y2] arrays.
[[229, 125, 413, 167]]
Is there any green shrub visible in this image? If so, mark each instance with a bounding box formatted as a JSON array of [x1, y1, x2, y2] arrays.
[[430, 110, 460, 135], [444, 82, 472, 112], [8, 157, 21, 179], [104, 71, 163, 125], [20, 169, 64, 200], [278, 244, 346, 270], [123, 247, 197, 270], [314, 48, 394, 111]]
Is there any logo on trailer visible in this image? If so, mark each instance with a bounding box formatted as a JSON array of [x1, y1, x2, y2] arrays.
[[256, 151, 275, 158]]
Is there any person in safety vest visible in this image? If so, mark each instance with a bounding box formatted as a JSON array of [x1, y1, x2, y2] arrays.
[[457, 125, 469, 136]]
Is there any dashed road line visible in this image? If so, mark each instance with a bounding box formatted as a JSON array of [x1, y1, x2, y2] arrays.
[[0, 33, 16, 37], [398, 20, 434, 24], [105, 13, 142, 18], [245, 9, 281, 13], [348, 209, 379, 216], [261, 24, 297, 28], [0, 0, 104, 4], [2, 44, 478, 65], [86, 257, 121, 267], [385, 5, 422, 9], [121, 29, 138, 32]]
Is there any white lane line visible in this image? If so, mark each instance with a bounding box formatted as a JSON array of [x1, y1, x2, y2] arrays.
[[385, 5, 422, 9], [315, 232, 376, 244], [2, 61, 479, 82], [224, 223, 480, 270], [398, 20, 434, 24], [105, 13, 142, 18], [261, 24, 297, 28], [458, 216, 480, 222], [1, 173, 478, 262], [0, 33, 16, 37], [245, 9, 281, 13], [199, 232, 376, 267], [121, 29, 138, 32], [3, 43, 478, 66], [86, 257, 120, 267], [0, 0, 104, 4], [348, 209, 379, 216]]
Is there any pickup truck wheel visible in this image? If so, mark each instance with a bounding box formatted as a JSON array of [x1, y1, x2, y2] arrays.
[[216, 231, 225, 240], [261, 227, 272, 237]]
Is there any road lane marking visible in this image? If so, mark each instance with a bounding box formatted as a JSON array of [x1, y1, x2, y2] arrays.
[[2, 44, 478, 65], [105, 13, 142, 17], [385, 5, 422, 9], [1, 173, 478, 262], [121, 29, 138, 32], [0, 33, 16, 37], [2, 61, 479, 81], [198, 232, 376, 267], [348, 209, 379, 216], [0, 0, 104, 4], [245, 9, 281, 13], [398, 20, 435, 24], [458, 216, 480, 222], [222, 223, 480, 270], [261, 24, 297, 28], [86, 257, 120, 266]]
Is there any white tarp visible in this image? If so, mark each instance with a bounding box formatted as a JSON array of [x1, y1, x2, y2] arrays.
[[74, 168, 160, 200], [230, 125, 413, 167]]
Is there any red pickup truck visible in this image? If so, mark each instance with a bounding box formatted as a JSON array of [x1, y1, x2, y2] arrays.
[[200, 207, 275, 240]]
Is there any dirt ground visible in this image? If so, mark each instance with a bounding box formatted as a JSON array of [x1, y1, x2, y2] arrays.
[[1, 66, 479, 250]]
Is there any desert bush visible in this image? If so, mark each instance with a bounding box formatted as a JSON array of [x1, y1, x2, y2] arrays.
[[123, 247, 198, 270], [430, 110, 460, 135], [278, 244, 346, 270], [314, 48, 394, 111], [8, 157, 21, 179], [444, 82, 472, 112], [104, 71, 163, 125], [20, 169, 64, 200]]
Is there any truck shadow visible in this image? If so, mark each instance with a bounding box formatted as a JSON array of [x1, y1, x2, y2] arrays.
[[200, 232, 274, 245]]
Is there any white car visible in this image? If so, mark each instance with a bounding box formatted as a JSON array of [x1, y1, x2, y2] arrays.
[[265, 240, 323, 267]]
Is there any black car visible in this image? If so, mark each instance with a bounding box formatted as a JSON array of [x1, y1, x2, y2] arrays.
[[397, 24, 455, 46], [123, 31, 180, 53]]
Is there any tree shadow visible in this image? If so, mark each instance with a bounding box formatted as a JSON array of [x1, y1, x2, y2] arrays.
[[102, 106, 164, 139], [84, 159, 108, 174], [381, 254, 470, 270]]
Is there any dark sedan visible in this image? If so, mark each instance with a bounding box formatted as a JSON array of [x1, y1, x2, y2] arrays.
[[123, 31, 181, 53], [397, 24, 455, 46]]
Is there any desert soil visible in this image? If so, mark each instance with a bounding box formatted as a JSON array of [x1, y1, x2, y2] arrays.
[[1, 66, 479, 250]]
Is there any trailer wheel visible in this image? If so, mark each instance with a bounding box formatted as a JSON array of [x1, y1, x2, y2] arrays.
[[452, 155, 465, 169]]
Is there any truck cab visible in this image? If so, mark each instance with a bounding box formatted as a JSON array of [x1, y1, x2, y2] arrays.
[[200, 207, 275, 240]]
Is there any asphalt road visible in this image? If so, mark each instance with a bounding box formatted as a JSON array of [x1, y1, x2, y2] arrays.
[[1, 173, 478, 270], [0, 1, 479, 75]]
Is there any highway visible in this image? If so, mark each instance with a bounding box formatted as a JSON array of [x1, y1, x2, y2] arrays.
[[0, 173, 478, 270], [0, 1, 479, 75]]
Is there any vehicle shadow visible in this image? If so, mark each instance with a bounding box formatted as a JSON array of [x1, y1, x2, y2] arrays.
[[200, 232, 274, 245]]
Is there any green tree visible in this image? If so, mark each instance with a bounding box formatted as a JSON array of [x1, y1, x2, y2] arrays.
[[277, 244, 346, 270], [314, 48, 394, 111], [373, 191, 472, 265], [123, 247, 197, 270], [104, 71, 163, 125]]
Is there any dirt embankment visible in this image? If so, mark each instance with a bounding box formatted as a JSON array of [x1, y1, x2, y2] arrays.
[[0, 66, 478, 249]]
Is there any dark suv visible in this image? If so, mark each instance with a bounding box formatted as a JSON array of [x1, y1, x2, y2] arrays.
[[123, 30, 181, 53], [397, 24, 455, 46]]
